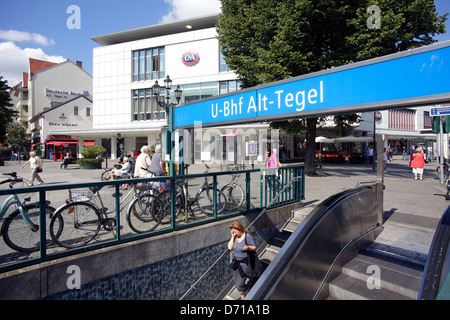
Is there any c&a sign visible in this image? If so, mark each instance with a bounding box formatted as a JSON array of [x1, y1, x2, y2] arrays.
[[182, 51, 200, 66]]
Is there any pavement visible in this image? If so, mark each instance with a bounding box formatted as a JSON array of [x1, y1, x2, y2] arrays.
[[0, 155, 448, 266]]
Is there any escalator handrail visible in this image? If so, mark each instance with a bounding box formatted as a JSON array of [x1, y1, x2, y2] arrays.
[[417, 205, 450, 300]]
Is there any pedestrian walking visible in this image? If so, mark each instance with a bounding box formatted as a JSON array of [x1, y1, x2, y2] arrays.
[[410, 147, 426, 180], [21, 151, 44, 185], [228, 221, 261, 300]]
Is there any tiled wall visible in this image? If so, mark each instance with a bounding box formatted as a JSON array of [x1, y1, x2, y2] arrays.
[[46, 228, 273, 300]]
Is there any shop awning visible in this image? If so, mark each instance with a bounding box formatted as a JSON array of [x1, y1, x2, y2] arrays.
[[46, 141, 95, 146], [46, 141, 76, 146], [332, 136, 373, 143]]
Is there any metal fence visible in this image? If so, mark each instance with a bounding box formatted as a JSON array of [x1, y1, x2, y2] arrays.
[[0, 164, 304, 274]]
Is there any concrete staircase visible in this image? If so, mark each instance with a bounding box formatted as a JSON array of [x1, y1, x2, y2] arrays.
[[223, 206, 312, 300], [328, 217, 434, 300], [328, 249, 424, 300], [223, 205, 434, 300]]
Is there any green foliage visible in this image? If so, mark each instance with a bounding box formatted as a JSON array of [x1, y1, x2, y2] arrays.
[[218, 0, 447, 86], [0, 75, 17, 141], [6, 122, 27, 148], [76, 158, 104, 164], [80, 145, 106, 160], [217, 0, 447, 175]]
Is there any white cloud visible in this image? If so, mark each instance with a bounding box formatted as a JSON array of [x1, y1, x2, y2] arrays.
[[0, 29, 55, 46], [161, 0, 221, 22], [0, 41, 65, 86]]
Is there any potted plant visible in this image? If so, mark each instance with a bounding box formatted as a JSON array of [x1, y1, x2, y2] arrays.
[[77, 145, 106, 169]]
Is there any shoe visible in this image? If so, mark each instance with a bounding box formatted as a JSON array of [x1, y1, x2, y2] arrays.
[[39, 182, 44, 185]]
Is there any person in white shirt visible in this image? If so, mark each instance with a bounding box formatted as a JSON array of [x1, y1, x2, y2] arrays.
[[134, 145, 151, 178], [22, 151, 44, 185]]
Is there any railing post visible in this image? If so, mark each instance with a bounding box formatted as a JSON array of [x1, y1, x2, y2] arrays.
[[171, 176, 176, 228], [213, 175, 217, 219], [39, 190, 47, 261], [246, 172, 250, 212], [115, 185, 121, 241]]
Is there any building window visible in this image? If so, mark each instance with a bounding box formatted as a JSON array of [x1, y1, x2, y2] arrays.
[[424, 111, 432, 129], [132, 47, 165, 82], [388, 109, 416, 131], [219, 80, 241, 95], [219, 50, 229, 72], [183, 82, 219, 104], [74, 106, 78, 115], [86, 107, 91, 116], [132, 89, 165, 121]]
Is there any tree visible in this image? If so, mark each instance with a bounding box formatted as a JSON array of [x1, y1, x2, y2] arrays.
[[217, 0, 447, 175], [0, 75, 17, 142], [6, 122, 27, 152]]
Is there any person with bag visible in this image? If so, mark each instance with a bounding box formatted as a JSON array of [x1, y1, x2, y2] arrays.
[[228, 221, 262, 299], [21, 151, 44, 185], [410, 147, 426, 180]]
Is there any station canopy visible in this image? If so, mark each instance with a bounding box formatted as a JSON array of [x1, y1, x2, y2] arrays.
[[174, 41, 450, 129]]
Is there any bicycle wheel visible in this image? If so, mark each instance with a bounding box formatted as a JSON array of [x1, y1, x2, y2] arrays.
[[127, 193, 164, 233], [221, 183, 244, 211], [156, 190, 183, 224], [101, 169, 113, 181], [2, 204, 58, 252], [196, 188, 227, 215], [49, 202, 102, 249], [13, 177, 33, 188]]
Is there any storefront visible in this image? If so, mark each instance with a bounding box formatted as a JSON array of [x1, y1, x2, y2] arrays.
[[30, 95, 95, 159]]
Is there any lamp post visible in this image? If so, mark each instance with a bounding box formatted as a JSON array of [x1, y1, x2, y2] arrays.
[[152, 75, 183, 176]]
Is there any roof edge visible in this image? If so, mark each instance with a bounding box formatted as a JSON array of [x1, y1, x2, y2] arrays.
[[91, 14, 219, 46]]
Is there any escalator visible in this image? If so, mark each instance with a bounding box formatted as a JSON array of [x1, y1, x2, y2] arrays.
[[224, 184, 449, 300]]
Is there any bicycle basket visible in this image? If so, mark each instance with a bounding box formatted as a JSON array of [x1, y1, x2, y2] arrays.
[[69, 188, 94, 202]]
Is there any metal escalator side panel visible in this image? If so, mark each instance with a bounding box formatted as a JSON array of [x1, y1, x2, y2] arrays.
[[246, 186, 379, 300], [418, 206, 450, 300]]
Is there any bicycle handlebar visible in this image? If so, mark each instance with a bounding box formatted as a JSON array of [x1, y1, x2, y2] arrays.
[[2, 172, 18, 178]]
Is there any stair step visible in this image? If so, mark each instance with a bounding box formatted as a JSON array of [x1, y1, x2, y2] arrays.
[[283, 220, 299, 233], [273, 230, 291, 245], [221, 205, 312, 300], [339, 251, 423, 299], [368, 224, 433, 265], [292, 205, 315, 221], [329, 274, 414, 300]]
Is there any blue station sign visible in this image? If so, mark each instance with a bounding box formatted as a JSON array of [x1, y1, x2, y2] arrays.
[[431, 106, 450, 116], [175, 41, 450, 128]]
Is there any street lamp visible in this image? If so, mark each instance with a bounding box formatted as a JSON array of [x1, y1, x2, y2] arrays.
[[152, 75, 183, 176], [152, 75, 182, 115]]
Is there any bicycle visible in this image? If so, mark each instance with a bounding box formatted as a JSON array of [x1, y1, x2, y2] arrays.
[[101, 162, 135, 181], [49, 182, 164, 249], [0, 172, 59, 252], [220, 165, 245, 211], [157, 164, 227, 223], [436, 159, 449, 176]]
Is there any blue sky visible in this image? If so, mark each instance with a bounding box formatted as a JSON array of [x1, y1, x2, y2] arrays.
[[0, 0, 221, 85], [0, 0, 449, 87]]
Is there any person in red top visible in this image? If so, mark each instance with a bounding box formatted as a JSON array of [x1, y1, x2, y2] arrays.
[[410, 147, 426, 180]]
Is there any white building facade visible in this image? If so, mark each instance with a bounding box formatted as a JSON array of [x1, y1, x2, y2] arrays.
[[75, 14, 446, 162], [28, 60, 93, 157], [87, 14, 248, 159], [30, 95, 94, 159]]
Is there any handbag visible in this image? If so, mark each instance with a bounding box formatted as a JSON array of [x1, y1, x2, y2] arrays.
[[36, 167, 43, 173], [245, 236, 263, 279]]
